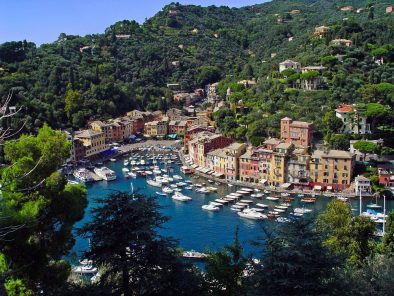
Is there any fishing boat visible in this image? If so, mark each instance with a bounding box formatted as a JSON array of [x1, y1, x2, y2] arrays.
[[172, 192, 192, 202], [202, 204, 220, 212], [94, 167, 117, 181]]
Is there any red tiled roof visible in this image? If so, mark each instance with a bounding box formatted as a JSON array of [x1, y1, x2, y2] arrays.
[[336, 105, 353, 112]]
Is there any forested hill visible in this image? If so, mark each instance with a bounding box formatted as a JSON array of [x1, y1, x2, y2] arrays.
[[0, 0, 393, 136]]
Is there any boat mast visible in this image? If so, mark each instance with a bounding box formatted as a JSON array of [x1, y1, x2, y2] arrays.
[[383, 194, 386, 235], [359, 187, 362, 216]]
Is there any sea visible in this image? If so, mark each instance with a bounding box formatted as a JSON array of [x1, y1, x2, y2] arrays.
[[70, 151, 393, 259]]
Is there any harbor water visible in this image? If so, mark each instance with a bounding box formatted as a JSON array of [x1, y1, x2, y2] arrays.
[[71, 151, 393, 258]]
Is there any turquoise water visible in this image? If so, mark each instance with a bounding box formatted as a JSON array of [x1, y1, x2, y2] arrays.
[[71, 153, 393, 258]]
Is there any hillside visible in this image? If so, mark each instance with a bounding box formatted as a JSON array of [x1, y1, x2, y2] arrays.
[[0, 0, 393, 148]]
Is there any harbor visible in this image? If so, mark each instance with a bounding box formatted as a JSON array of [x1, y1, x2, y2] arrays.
[[70, 144, 394, 260]]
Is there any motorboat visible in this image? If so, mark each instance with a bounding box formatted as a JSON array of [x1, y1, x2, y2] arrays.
[[281, 193, 290, 197], [276, 217, 291, 223], [94, 167, 117, 181], [172, 192, 192, 201], [337, 196, 348, 202], [210, 202, 223, 207], [73, 168, 94, 183], [294, 208, 313, 214], [207, 186, 218, 192], [238, 209, 267, 220], [266, 196, 280, 201], [72, 263, 98, 274], [128, 172, 137, 178], [366, 203, 382, 209], [264, 190, 270, 194], [197, 187, 210, 194], [256, 203, 269, 208], [240, 199, 254, 204], [122, 168, 130, 173], [202, 204, 220, 211], [173, 175, 183, 180], [181, 250, 207, 259], [147, 179, 162, 188], [156, 192, 167, 196]]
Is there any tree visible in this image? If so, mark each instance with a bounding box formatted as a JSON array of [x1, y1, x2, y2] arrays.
[[364, 103, 390, 132], [79, 192, 205, 296], [0, 125, 88, 294], [353, 140, 380, 161], [196, 66, 221, 86], [205, 227, 247, 296], [248, 219, 341, 296], [379, 210, 394, 254], [317, 200, 376, 267], [64, 83, 82, 118], [323, 111, 343, 134]]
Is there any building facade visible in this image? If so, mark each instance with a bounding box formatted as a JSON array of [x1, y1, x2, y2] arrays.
[[335, 104, 371, 135], [280, 117, 314, 148]]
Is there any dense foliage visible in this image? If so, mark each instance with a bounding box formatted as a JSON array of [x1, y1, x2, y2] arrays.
[[0, 0, 393, 149]]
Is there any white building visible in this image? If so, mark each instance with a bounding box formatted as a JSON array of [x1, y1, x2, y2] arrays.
[[335, 104, 371, 135], [354, 175, 372, 195], [350, 139, 383, 162], [279, 59, 301, 73]]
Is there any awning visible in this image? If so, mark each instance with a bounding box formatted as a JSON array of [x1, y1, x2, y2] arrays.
[[280, 183, 292, 189], [191, 164, 198, 169], [314, 185, 322, 191], [326, 186, 333, 191], [260, 179, 268, 184]]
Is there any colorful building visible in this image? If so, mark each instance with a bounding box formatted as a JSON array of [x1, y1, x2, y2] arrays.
[[74, 129, 108, 159], [310, 149, 355, 191], [280, 117, 314, 148], [184, 125, 216, 153], [335, 104, 371, 135]]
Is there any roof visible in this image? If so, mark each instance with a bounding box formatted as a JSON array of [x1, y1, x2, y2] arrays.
[[335, 104, 353, 112], [264, 138, 282, 146], [226, 142, 246, 151], [312, 149, 354, 159], [207, 148, 227, 158], [291, 120, 313, 127], [355, 175, 370, 182], [276, 142, 293, 150], [279, 59, 300, 65], [281, 117, 292, 121], [75, 129, 102, 138], [302, 66, 326, 71]]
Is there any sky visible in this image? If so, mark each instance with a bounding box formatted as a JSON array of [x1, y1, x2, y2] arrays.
[[1, 0, 265, 45]]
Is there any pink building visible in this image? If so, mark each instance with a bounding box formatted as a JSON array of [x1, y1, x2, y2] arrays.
[[280, 117, 314, 148]]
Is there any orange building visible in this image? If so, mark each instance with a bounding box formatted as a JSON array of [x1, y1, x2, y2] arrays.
[[280, 117, 314, 148]]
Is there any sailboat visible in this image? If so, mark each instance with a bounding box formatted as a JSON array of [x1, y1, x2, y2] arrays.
[[366, 194, 382, 209]]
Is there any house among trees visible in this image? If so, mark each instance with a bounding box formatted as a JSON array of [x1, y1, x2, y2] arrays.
[[340, 6, 353, 11], [314, 26, 331, 38], [330, 39, 353, 47], [280, 117, 314, 148], [300, 66, 326, 90], [350, 139, 383, 162], [335, 104, 371, 134], [279, 59, 301, 72], [387, 6, 393, 13]]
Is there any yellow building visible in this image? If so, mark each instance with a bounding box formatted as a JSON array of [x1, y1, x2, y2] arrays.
[[89, 120, 112, 143], [310, 149, 355, 191], [74, 129, 108, 158], [270, 142, 294, 186], [144, 118, 168, 138]]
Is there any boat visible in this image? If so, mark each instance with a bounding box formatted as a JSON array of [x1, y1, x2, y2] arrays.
[[72, 263, 98, 274], [181, 250, 207, 259], [156, 191, 167, 196], [210, 202, 223, 207], [251, 193, 264, 198], [206, 186, 218, 192], [366, 203, 382, 209], [281, 193, 290, 197], [124, 161, 129, 166], [264, 190, 270, 194], [172, 192, 192, 202], [256, 203, 269, 208], [127, 171, 137, 178], [185, 186, 193, 190], [337, 196, 348, 202], [173, 175, 183, 180], [109, 158, 117, 162], [301, 198, 316, 203], [240, 199, 254, 203], [276, 217, 291, 223], [294, 208, 313, 214], [241, 187, 254, 192], [197, 187, 210, 194], [202, 204, 220, 212], [147, 179, 162, 188], [215, 199, 228, 204], [122, 168, 130, 173], [238, 209, 267, 220], [266, 196, 280, 201], [228, 184, 234, 187], [181, 166, 192, 174], [94, 167, 117, 181], [73, 168, 94, 183]]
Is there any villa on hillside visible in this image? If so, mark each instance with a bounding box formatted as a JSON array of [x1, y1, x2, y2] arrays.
[[314, 26, 331, 38], [331, 39, 353, 47], [335, 104, 371, 134], [279, 59, 301, 72]]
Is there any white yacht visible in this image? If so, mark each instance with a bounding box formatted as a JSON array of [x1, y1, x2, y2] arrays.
[[127, 171, 137, 178], [94, 167, 116, 181], [122, 168, 130, 173], [266, 196, 280, 201], [202, 204, 220, 211], [173, 175, 183, 180], [162, 187, 174, 194], [147, 179, 162, 188], [172, 192, 192, 202], [73, 168, 94, 183], [238, 209, 267, 220]]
